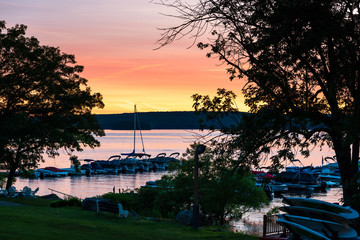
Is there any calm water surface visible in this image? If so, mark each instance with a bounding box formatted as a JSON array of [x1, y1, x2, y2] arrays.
[[15, 129, 335, 197], [15, 130, 206, 197]]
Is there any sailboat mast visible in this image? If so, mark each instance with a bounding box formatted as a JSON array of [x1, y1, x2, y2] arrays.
[[137, 111, 146, 153], [132, 104, 146, 154], [133, 105, 137, 153]]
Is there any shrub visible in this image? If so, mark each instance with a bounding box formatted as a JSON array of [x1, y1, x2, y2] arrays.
[[50, 197, 82, 208], [101, 192, 139, 211], [101, 186, 187, 218], [137, 186, 161, 213]]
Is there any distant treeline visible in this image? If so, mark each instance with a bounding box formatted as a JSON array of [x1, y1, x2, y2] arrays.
[[96, 111, 244, 130]]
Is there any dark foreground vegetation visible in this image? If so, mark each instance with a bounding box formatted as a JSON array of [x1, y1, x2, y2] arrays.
[[0, 198, 257, 240], [155, 0, 360, 214]]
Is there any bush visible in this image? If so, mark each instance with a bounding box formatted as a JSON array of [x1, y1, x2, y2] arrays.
[[100, 186, 185, 218], [137, 186, 161, 213], [137, 184, 185, 218], [50, 197, 82, 208], [101, 192, 139, 212]]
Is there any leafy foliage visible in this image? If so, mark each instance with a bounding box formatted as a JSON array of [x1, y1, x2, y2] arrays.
[[100, 144, 268, 225], [0, 21, 104, 188], [157, 0, 360, 207], [158, 144, 269, 225], [101, 192, 140, 212]]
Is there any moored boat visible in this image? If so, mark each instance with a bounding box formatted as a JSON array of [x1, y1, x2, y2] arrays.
[[149, 153, 167, 170], [95, 155, 122, 173], [35, 167, 68, 178], [120, 152, 152, 173]]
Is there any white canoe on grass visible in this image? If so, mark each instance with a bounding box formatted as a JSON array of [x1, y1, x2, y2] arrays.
[[282, 197, 359, 220], [277, 218, 331, 240], [279, 214, 358, 239]]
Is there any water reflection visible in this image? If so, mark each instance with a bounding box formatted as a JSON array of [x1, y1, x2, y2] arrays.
[[15, 171, 169, 199]]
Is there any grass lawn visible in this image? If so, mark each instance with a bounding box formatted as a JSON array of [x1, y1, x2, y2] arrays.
[[0, 198, 258, 240]]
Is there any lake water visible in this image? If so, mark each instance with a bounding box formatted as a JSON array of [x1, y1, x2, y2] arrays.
[[15, 129, 208, 197], [14, 129, 335, 197], [13, 129, 340, 234]]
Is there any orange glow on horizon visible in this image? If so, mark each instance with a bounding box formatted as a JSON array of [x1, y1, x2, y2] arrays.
[[0, 1, 249, 114]]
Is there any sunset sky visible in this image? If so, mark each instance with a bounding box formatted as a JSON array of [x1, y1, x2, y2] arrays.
[[1, 0, 246, 113]]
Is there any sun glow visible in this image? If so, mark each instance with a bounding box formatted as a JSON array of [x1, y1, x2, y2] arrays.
[[1, 0, 248, 114]]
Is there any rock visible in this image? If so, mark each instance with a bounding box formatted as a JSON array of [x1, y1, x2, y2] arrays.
[[176, 210, 208, 226], [82, 197, 113, 211], [176, 210, 193, 225]]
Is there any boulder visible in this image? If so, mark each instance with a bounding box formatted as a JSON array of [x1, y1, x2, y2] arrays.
[[176, 210, 207, 226], [176, 210, 193, 225]]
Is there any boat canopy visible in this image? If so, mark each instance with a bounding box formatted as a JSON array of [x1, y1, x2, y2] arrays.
[[121, 151, 151, 158]]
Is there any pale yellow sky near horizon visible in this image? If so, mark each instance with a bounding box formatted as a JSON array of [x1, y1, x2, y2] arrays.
[[0, 0, 248, 114]]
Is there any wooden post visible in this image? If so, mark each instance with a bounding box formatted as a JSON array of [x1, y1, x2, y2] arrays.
[[96, 200, 100, 213], [193, 144, 206, 230], [263, 215, 267, 237]]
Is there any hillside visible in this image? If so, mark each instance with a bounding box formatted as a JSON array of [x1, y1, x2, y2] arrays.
[[96, 111, 243, 130]]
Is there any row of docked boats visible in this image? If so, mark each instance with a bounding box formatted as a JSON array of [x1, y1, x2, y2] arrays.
[[34, 152, 180, 178], [254, 156, 346, 197], [35, 105, 182, 178]]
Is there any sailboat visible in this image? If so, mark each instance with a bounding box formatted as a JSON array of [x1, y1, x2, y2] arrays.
[[119, 105, 152, 173], [120, 105, 180, 171], [92, 105, 180, 173]]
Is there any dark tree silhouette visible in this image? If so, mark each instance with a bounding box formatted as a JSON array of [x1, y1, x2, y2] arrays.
[[157, 0, 360, 207], [0, 21, 105, 189]]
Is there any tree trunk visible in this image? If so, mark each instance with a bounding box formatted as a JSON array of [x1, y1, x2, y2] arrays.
[[5, 152, 19, 190], [334, 142, 354, 206], [5, 166, 16, 190], [351, 138, 359, 175]]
